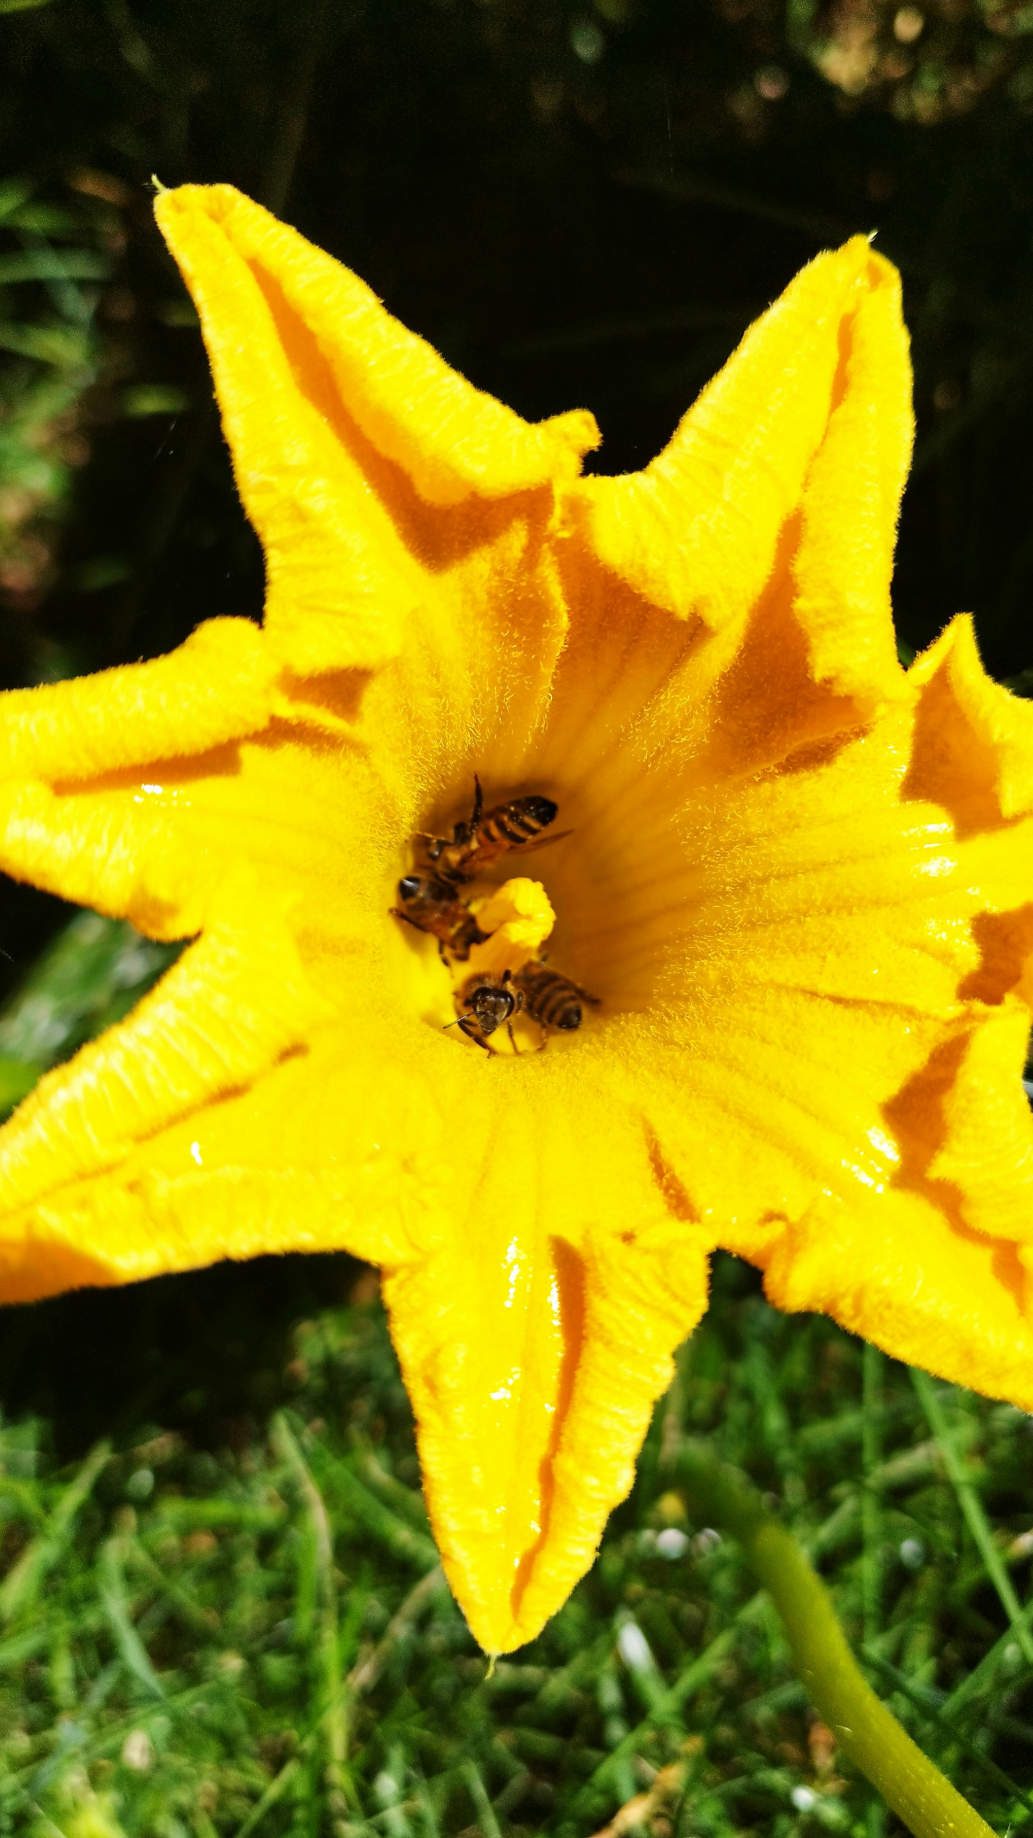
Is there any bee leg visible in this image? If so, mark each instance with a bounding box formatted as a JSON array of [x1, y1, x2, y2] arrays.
[[471, 773, 484, 831], [456, 1014, 494, 1054], [506, 1019, 520, 1055], [390, 907, 424, 933]]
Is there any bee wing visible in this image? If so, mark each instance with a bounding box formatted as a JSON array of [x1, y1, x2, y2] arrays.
[[513, 827, 573, 856]]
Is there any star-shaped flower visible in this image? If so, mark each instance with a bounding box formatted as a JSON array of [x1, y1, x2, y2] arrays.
[[1, 186, 1031, 1654]]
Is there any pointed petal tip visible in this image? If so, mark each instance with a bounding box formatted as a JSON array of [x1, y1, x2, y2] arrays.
[[908, 612, 1033, 823], [154, 173, 599, 690], [462, 1603, 549, 1658], [568, 226, 910, 700], [153, 180, 243, 233], [823, 231, 901, 295], [394, 1209, 709, 1657], [543, 406, 603, 471]]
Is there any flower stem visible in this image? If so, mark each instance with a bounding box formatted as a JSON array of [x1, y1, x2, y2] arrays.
[[675, 1441, 999, 1838]]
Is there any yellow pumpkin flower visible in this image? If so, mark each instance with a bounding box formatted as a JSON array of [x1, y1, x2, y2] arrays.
[[1, 185, 1032, 1655]]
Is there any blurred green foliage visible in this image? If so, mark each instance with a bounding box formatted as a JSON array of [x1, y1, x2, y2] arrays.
[[1, 2, 1032, 1832]]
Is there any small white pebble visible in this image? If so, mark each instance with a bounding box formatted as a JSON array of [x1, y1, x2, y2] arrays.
[[693, 1526, 722, 1556], [373, 1771, 400, 1807], [617, 1620, 654, 1674], [791, 1784, 818, 1812], [122, 1729, 154, 1772], [655, 1527, 689, 1559], [899, 1537, 925, 1570]]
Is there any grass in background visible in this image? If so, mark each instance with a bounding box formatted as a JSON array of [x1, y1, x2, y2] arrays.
[[0, 921, 1031, 1837]]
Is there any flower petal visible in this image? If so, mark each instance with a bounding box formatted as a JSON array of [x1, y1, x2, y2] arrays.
[[763, 1184, 1033, 1411], [381, 1062, 709, 1652], [0, 662, 414, 948], [787, 245, 911, 707], [568, 238, 910, 711], [0, 869, 328, 1296], [0, 618, 298, 937], [155, 185, 599, 675], [897, 1001, 1033, 1247], [906, 614, 1033, 827], [0, 619, 276, 782], [504, 1214, 708, 1649], [0, 1024, 440, 1303]]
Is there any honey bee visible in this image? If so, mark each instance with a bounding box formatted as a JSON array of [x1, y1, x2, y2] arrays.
[[391, 873, 487, 961], [451, 971, 521, 1054], [515, 961, 599, 1037], [450, 962, 601, 1053], [423, 776, 562, 883]]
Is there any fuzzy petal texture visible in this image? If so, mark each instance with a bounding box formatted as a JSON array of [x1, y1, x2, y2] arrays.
[[0, 186, 1031, 1652]]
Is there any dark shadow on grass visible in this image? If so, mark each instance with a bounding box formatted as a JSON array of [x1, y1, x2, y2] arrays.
[[0, 1250, 370, 1460]]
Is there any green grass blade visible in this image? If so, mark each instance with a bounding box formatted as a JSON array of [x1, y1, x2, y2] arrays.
[[911, 1371, 1033, 1666]]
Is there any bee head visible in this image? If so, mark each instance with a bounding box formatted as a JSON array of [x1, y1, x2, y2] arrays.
[[468, 983, 517, 1035], [397, 875, 423, 902]]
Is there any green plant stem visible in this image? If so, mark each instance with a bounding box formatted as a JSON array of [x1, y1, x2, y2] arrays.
[[677, 1442, 998, 1838]]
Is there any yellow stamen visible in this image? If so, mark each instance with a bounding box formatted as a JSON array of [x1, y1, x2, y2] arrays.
[[466, 876, 555, 983]]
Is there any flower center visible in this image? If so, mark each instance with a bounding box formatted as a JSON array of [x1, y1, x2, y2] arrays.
[[391, 780, 600, 1054]]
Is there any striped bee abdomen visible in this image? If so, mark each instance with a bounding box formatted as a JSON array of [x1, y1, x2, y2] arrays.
[[423, 778, 562, 881], [479, 795, 558, 850], [516, 962, 588, 1032]]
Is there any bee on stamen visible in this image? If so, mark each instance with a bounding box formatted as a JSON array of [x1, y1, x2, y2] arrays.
[[423, 775, 564, 883], [450, 971, 522, 1055], [514, 961, 600, 1043], [390, 873, 487, 962]]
